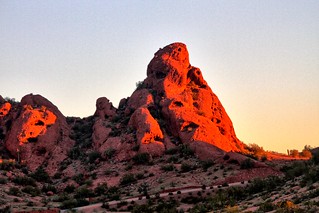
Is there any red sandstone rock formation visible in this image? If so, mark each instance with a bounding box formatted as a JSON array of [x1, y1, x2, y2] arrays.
[[126, 42, 247, 158], [3, 94, 74, 175]]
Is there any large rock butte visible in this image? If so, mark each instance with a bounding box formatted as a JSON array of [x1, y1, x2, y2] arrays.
[[124, 42, 246, 158]]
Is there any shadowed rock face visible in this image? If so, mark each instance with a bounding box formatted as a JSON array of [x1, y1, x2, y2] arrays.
[[3, 94, 74, 175], [126, 42, 246, 157]]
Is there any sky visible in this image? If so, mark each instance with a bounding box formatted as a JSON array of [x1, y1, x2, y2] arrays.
[[1, 0, 318, 153]]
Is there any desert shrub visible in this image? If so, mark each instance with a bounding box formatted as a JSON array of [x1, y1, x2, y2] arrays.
[[88, 151, 101, 163], [74, 186, 95, 199], [68, 147, 82, 160], [64, 184, 76, 193], [22, 186, 41, 196], [258, 201, 276, 212], [179, 144, 194, 157], [8, 187, 20, 196], [30, 167, 50, 183], [0, 178, 7, 184], [104, 148, 116, 159], [167, 155, 179, 163], [240, 158, 255, 169], [120, 173, 137, 185], [132, 152, 150, 164], [13, 176, 36, 186], [282, 161, 308, 179], [107, 186, 120, 200], [161, 164, 175, 171], [42, 184, 57, 193], [72, 173, 85, 185], [247, 143, 265, 159], [201, 159, 214, 171], [165, 147, 179, 155], [0, 160, 15, 170], [312, 151, 319, 165], [132, 204, 153, 213], [61, 199, 77, 209], [181, 162, 194, 173], [135, 81, 145, 90], [289, 149, 299, 157], [135, 173, 145, 180], [94, 183, 108, 196]]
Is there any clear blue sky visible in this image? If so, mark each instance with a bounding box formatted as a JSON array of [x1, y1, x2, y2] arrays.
[[1, 0, 318, 153]]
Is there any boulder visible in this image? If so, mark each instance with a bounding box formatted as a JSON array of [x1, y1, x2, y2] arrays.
[[4, 94, 74, 175], [128, 107, 165, 156], [94, 97, 116, 119]]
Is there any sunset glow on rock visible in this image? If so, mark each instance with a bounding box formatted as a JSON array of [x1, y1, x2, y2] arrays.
[[18, 105, 56, 144], [0, 102, 11, 117]]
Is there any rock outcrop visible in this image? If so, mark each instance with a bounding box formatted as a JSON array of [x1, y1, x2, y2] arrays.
[[125, 42, 246, 158], [3, 94, 74, 175]]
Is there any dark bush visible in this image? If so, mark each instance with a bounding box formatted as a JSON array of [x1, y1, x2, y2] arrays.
[[181, 162, 194, 173], [120, 173, 137, 185], [64, 184, 76, 193], [94, 183, 108, 196], [42, 184, 57, 193], [22, 186, 41, 196], [132, 152, 150, 164], [0, 178, 7, 184], [74, 186, 95, 199], [13, 176, 36, 186], [201, 159, 214, 171], [240, 158, 255, 169], [88, 151, 101, 163], [30, 167, 50, 183], [104, 148, 116, 159], [161, 164, 175, 171], [8, 187, 20, 196]]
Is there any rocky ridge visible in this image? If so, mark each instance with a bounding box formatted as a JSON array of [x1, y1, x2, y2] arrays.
[[0, 43, 249, 174]]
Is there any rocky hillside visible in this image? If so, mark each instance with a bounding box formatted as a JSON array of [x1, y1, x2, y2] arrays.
[[0, 43, 315, 212], [0, 43, 249, 174]]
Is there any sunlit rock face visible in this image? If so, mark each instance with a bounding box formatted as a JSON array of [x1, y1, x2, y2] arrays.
[[0, 102, 11, 117], [4, 94, 74, 175], [18, 105, 56, 144], [127, 42, 246, 158]]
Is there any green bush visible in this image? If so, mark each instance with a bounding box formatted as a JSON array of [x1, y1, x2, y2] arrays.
[[8, 187, 20, 196], [201, 159, 214, 171], [0, 178, 7, 184], [64, 184, 76, 193], [94, 183, 108, 196], [161, 164, 175, 171], [120, 173, 137, 185], [13, 176, 36, 186], [30, 167, 50, 183], [88, 151, 101, 163], [74, 186, 95, 199], [42, 184, 57, 193], [22, 186, 41, 196], [132, 152, 150, 164], [179, 144, 194, 157], [104, 148, 116, 159], [240, 158, 255, 169], [181, 162, 194, 173]]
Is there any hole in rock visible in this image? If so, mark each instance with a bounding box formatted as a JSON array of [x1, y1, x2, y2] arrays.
[[173, 101, 183, 107], [218, 127, 226, 135], [27, 137, 38, 143], [35, 120, 45, 126]]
